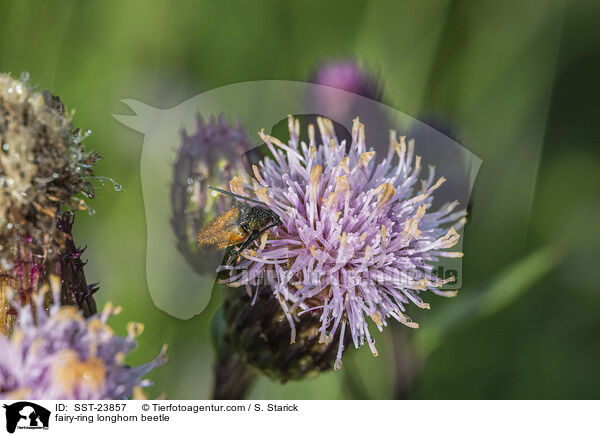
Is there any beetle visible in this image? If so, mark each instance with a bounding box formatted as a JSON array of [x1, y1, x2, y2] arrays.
[[197, 185, 283, 264]]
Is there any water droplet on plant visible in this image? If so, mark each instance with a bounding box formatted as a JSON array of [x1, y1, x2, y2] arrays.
[[2, 143, 9, 152], [82, 182, 95, 199], [6, 223, 13, 230], [114, 184, 122, 192]]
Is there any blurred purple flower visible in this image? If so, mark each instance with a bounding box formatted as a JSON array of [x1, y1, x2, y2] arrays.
[[222, 116, 465, 369], [171, 115, 251, 273], [310, 59, 380, 100], [309, 59, 381, 122], [0, 279, 167, 400]]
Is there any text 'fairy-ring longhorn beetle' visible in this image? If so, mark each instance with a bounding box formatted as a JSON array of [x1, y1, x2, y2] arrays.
[[196, 185, 283, 265]]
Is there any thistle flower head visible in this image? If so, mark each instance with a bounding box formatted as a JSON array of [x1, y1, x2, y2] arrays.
[[171, 115, 251, 272], [0, 278, 167, 400], [223, 116, 466, 369]]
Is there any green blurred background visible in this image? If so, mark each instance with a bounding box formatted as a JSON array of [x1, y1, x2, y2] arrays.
[[1, 0, 598, 399]]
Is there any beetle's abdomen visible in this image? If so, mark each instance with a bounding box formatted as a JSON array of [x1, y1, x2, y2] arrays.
[[197, 207, 248, 249]]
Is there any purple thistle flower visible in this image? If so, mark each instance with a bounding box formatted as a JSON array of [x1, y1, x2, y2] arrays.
[[310, 59, 380, 100], [171, 115, 251, 273], [309, 59, 381, 122], [221, 116, 465, 370], [0, 278, 167, 400]]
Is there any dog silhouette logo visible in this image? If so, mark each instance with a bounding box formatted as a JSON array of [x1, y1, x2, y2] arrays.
[[3, 402, 50, 433]]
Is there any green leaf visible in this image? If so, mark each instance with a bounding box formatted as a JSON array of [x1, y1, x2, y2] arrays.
[[417, 244, 563, 356]]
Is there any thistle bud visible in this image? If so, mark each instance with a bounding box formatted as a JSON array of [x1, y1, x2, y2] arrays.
[[0, 73, 100, 334], [222, 284, 350, 383]]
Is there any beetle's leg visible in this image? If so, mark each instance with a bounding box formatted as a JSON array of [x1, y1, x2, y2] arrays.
[[226, 223, 282, 265], [254, 223, 279, 241], [227, 230, 260, 265]]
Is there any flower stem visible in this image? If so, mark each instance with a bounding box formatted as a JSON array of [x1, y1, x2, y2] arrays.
[[212, 342, 257, 400]]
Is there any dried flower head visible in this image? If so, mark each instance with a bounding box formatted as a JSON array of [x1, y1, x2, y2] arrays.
[[171, 115, 252, 273], [0, 73, 102, 333], [0, 73, 98, 251], [222, 116, 466, 370], [0, 278, 167, 400]]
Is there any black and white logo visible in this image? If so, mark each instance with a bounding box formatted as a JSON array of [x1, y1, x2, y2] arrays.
[[2, 402, 50, 433]]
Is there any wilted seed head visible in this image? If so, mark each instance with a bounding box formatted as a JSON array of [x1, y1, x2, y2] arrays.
[[0, 280, 168, 400], [222, 116, 466, 371], [0, 73, 101, 333], [0, 73, 98, 255], [171, 115, 252, 273]]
